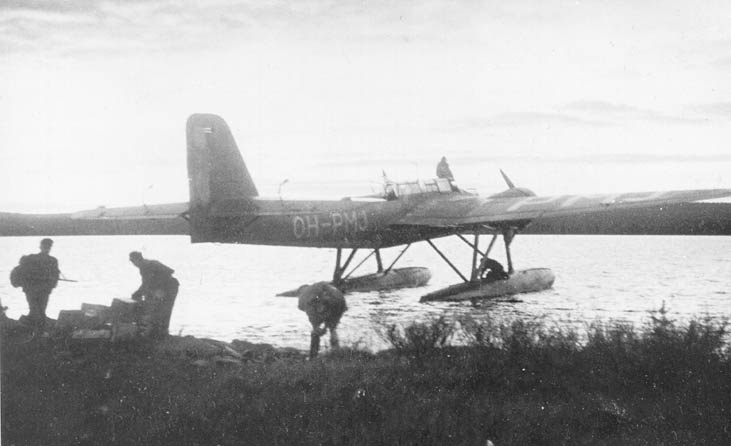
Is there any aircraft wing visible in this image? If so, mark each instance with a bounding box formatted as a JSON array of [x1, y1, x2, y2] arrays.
[[70, 202, 189, 220], [396, 189, 731, 228]]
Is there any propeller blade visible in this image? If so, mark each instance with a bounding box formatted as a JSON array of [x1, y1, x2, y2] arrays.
[[500, 169, 516, 189]]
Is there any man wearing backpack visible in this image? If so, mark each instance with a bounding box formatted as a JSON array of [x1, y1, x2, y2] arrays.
[[297, 281, 347, 358], [14, 238, 60, 331]]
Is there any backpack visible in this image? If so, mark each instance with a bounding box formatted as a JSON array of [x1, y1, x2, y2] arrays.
[[10, 257, 29, 288], [10, 265, 25, 288]]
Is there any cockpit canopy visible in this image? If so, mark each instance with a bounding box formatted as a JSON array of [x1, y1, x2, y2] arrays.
[[384, 178, 456, 200]]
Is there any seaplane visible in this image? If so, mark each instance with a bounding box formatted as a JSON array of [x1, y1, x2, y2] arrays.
[[48, 114, 731, 301]]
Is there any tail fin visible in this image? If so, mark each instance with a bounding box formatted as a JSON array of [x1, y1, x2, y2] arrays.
[[187, 114, 258, 205], [186, 114, 257, 242]]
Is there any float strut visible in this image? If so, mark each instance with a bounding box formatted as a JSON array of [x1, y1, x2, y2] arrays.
[[384, 244, 411, 274], [426, 239, 469, 283], [485, 233, 499, 257], [333, 248, 358, 283], [333, 248, 342, 282], [458, 232, 499, 282], [343, 250, 375, 281], [470, 233, 480, 282], [375, 249, 384, 273], [342, 249, 358, 274], [503, 229, 515, 274]]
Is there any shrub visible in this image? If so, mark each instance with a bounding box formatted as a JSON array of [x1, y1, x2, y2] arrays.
[[375, 316, 455, 356]]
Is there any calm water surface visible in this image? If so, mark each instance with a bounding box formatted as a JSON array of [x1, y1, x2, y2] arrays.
[[1, 235, 729, 351]]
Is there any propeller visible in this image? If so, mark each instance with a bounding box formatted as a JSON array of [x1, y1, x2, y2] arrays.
[[500, 169, 516, 189]]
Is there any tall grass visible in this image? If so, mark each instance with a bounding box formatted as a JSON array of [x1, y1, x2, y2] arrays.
[[375, 315, 455, 357], [4, 306, 730, 445], [366, 306, 731, 444], [378, 305, 729, 360]]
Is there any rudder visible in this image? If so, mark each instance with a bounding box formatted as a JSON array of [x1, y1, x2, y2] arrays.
[[186, 114, 258, 242]]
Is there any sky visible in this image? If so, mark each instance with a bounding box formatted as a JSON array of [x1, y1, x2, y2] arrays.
[[1, 0, 731, 212]]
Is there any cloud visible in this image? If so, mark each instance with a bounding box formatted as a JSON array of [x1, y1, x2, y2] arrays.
[[0, 1, 399, 54], [452, 153, 731, 165], [712, 55, 731, 68], [562, 101, 639, 115], [0, 0, 590, 58], [562, 101, 705, 126], [316, 153, 731, 170], [451, 100, 709, 132], [453, 111, 608, 130], [690, 102, 731, 118]]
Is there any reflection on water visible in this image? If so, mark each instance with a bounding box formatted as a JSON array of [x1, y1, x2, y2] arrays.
[[1, 235, 729, 351]]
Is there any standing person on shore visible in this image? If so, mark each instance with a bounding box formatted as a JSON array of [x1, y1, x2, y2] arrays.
[[129, 251, 179, 338], [298, 281, 347, 358], [14, 238, 60, 331]]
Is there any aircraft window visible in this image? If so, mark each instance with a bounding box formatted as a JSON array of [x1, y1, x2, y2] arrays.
[[385, 179, 455, 197], [384, 184, 398, 200], [398, 182, 422, 196], [422, 180, 439, 193], [436, 178, 452, 193]]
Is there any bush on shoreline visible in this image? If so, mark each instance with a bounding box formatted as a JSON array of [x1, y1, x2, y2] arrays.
[[3, 307, 730, 445]]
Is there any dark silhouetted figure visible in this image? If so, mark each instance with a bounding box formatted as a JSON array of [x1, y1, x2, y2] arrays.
[[478, 256, 509, 282], [436, 156, 454, 181], [298, 281, 347, 358], [17, 238, 60, 331], [129, 251, 179, 338]]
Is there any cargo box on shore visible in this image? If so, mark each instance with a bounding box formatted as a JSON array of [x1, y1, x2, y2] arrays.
[[81, 303, 111, 324], [110, 298, 138, 323], [57, 310, 105, 330]]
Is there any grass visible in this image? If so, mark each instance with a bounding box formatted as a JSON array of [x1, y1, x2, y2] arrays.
[[2, 306, 730, 445]]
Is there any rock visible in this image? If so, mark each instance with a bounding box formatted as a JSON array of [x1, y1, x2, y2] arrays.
[[212, 356, 243, 366], [222, 345, 243, 359], [71, 329, 112, 340], [230, 339, 276, 354], [155, 336, 223, 358]]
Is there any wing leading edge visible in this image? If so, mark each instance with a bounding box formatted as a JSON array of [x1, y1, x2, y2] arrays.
[[396, 189, 731, 228], [70, 202, 189, 220]]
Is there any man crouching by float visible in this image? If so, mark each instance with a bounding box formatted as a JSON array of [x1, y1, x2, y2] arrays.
[[128, 251, 179, 339], [298, 282, 347, 358]]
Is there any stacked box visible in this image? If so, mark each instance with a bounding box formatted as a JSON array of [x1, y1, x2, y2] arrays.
[[56, 310, 103, 330], [109, 298, 138, 323], [57, 310, 86, 329], [81, 303, 110, 325], [111, 322, 138, 342]]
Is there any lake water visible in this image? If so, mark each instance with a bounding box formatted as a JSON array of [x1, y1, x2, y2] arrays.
[[1, 235, 729, 352]]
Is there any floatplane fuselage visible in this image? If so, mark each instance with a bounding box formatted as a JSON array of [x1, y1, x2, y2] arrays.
[[65, 113, 731, 300]]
